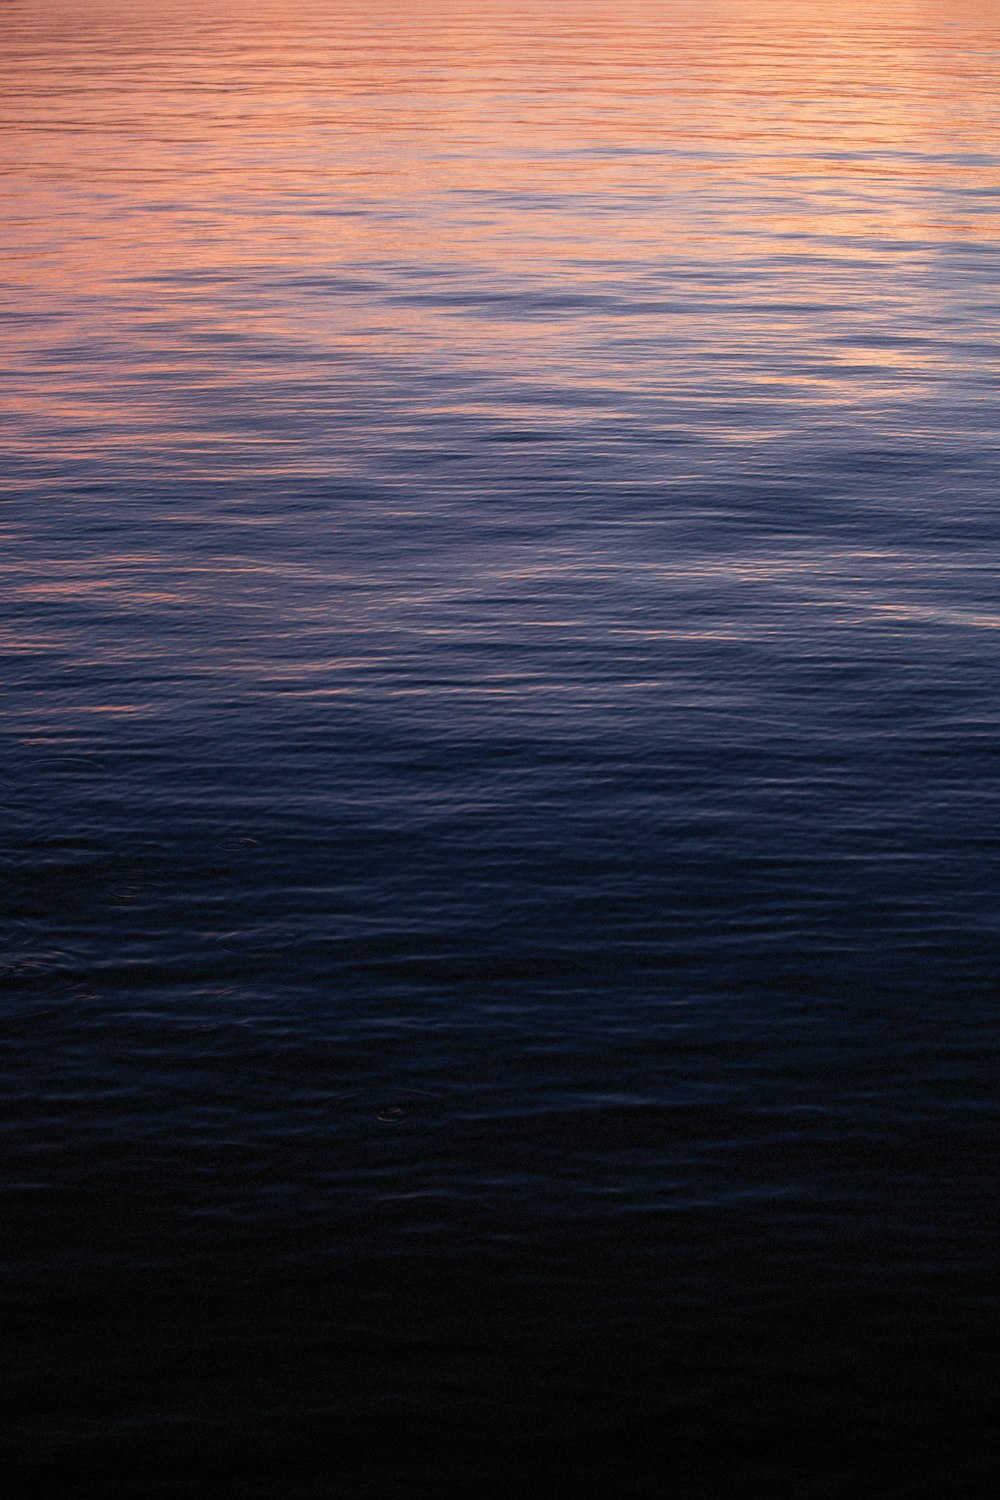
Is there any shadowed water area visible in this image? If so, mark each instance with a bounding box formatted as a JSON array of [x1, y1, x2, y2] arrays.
[[2, 0, 999, 1494]]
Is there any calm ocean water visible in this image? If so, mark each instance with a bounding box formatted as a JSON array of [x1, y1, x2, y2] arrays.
[[2, 1, 999, 1493]]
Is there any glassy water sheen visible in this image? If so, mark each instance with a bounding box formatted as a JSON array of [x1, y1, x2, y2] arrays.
[[2, 1, 999, 1494]]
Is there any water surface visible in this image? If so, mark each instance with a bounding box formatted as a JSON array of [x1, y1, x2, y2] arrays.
[[2, 1, 999, 1494]]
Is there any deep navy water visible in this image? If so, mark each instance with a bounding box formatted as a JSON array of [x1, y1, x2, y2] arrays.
[[2, 2, 999, 1494]]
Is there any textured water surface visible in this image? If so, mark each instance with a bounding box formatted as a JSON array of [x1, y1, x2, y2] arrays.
[[2, 1, 1000, 1494]]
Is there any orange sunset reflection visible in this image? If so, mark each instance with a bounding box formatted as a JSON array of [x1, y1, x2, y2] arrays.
[[2, 0, 997, 470]]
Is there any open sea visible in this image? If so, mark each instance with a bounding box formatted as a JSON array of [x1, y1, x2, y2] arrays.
[[2, 1, 999, 1494]]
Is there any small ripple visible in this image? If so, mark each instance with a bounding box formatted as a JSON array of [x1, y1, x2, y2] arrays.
[[0, 952, 84, 993], [215, 836, 261, 854], [107, 878, 168, 906]]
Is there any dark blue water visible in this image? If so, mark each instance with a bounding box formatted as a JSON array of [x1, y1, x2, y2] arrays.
[[3, 1, 999, 1493]]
